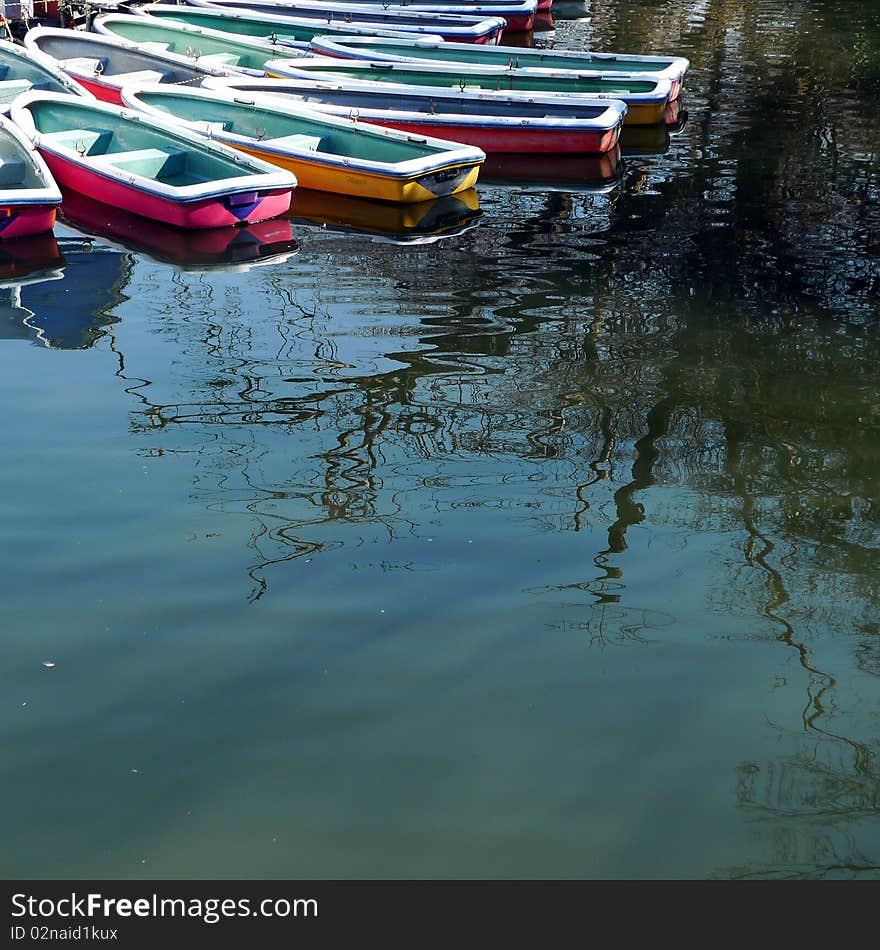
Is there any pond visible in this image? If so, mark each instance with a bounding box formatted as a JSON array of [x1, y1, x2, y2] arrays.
[[1, 0, 878, 879]]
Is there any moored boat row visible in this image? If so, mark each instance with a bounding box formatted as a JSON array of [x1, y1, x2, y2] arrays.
[[0, 2, 689, 241]]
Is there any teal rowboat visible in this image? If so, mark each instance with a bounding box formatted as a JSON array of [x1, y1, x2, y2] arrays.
[[264, 56, 672, 125], [91, 13, 314, 75], [134, 3, 502, 45], [309, 35, 690, 99]]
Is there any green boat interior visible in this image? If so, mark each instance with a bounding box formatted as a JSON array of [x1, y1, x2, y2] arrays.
[[320, 40, 674, 74], [134, 91, 456, 162], [0, 57, 70, 106], [284, 62, 662, 96]]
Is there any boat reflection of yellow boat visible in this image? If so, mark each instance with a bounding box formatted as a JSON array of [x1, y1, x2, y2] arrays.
[[481, 145, 624, 193], [57, 189, 299, 270], [620, 101, 687, 156], [289, 187, 482, 243], [620, 123, 670, 156]]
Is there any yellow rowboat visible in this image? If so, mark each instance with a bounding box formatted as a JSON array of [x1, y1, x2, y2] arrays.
[[120, 84, 484, 203]]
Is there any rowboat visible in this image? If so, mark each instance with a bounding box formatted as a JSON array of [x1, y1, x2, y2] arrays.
[[263, 57, 673, 125], [58, 189, 299, 270], [21, 27, 233, 104], [120, 83, 484, 203], [0, 114, 62, 240], [291, 186, 482, 244], [135, 2, 505, 45], [0, 40, 90, 113], [11, 92, 296, 228], [203, 76, 627, 154], [190, 0, 539, 33], [309, 35, 690, 99], [90, 13, 315, 75]]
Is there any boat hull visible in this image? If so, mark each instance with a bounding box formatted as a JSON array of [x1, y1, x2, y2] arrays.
[[0, 205, 57, 241], [67, 74, 126, 106], [37, 151, 291, 228], [332, 117, 621, 154], [235, 143, 480, 202]]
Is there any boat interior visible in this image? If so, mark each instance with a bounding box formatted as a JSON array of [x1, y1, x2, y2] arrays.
[[132, 91, 456, 162], [28, 36, 218, 85], [274, 63, 662, 96], [0, 147, 45, 190], [0, 60, 71, 108], [26, 102, 248, 186], [95, 20, 298, 72]]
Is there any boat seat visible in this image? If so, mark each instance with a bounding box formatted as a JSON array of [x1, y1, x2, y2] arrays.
[[94, 147, 187, 179], [194, 120, 231, 135], [197, 53, 244, 67], [60, 57, 108, 75], [39, 127, 114, 155], [263, 133, 322, 152], [102, 69, 168, 87], [0, 79, 34, 102], [0, 156, 27, 186]]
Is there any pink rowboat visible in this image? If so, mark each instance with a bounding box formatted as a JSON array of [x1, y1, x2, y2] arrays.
[[190, 0, 540, 34], [202, 76, 627, 154], [0, 114, 61, 241], [11, 93, 296, 229]]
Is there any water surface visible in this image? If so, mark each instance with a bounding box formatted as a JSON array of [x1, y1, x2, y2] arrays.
[[1, 0, 878, 879]]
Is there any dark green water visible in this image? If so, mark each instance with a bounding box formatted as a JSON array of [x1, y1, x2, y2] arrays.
[[2, 0, 878, 879]]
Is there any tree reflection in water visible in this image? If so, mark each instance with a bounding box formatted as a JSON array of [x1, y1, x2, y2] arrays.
[[64, 0, 879, 878]]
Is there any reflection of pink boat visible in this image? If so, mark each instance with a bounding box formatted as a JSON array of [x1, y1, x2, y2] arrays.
[[481, 145, 624, 192], [58, 188, 299, 268], [0, 231, 62, 283]]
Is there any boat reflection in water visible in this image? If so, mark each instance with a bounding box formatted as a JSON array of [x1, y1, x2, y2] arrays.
[[0, 233, 65, 345], [0, 233, 64, 288], [289, 187, 483, 244], [619, 102, 687, 156], [57, 190, 299, 271], [0, 232, 128, 349], [481, 144, 624, 192]]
